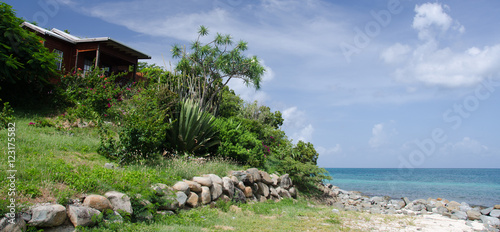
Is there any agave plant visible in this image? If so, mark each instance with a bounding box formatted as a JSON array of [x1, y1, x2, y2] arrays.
[[167, 98, 220, 155]]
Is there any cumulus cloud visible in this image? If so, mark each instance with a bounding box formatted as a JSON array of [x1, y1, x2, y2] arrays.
[[282, 106, 314, 143], [369, 122, 397, 148], [317, 144, 342, 155], [384, 2, 500, 88], [440, 137, 489, 156]]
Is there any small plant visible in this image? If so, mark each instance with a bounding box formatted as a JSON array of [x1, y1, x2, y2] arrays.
[[0, 99, 14, 129]]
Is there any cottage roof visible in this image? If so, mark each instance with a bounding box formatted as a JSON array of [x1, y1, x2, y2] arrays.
[[21, 22, 151, 59]]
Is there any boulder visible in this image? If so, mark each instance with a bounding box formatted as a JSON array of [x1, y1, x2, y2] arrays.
[[222, 177, 234, 198], [289, 187, 297, 199], [490, 209, 500, 218], [237, 181, 246, 191], [176, 192, 188, 208], [193, 176, 213, 187], [279, 174, 292, 189], [244, 186, 253, 198], [186, 192, 199, 208], [467, 210, 482, 220], [495, 205, 500, 209], [233, 188, 246, 203], [230, 176, 239, 185], [481, 207, 493, 215], [67, 205, 101, 227], [259, 171, 274, 185], [83, 194, 112, 211], [246, 168, 261, 183], [371, 197, 385, 204], [184, 180, 202, 193], [446, 201, 461, 211], [270, 174, 279, 186], [480, 215, 500, 226], [28, 204, 67, 227], [257, 182, 269, 198], [269, 186, 279, 198], [204, 174, 223, 186], [105, 191, 133, 214], [151, 183, 171, 196], [436, 206, 449, 215], [200, 186, 211, 205], [210, 183, 223, 201], [277, 187, 291, 199], [401, 197, 410, 207], [230, 171, 248, 182], [104, 163, 115, 169], [173, 181, 190, 194], [451, 210, 468, 220], [0, 215, 26, 232]]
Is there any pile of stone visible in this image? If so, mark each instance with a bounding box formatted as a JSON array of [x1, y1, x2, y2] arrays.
[[0, 168, 296, 232], [319, 183, 500, 230]]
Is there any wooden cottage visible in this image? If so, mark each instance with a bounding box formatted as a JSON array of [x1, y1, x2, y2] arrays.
[[21, 22, 151, 80]]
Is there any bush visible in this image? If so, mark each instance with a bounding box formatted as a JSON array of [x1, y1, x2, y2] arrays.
[[0, 99, 14, 129]]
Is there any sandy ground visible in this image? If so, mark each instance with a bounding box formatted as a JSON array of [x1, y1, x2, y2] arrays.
[[345, 213, 494, 232]]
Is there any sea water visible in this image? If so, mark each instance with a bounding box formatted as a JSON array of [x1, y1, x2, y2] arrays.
[[324, 168, 500, 207]]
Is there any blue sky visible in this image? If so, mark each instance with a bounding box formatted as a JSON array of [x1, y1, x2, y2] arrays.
[[8, 0, 500, 168]]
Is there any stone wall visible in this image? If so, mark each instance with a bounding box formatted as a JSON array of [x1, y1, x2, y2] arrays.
[[0, 168, 296, 232]]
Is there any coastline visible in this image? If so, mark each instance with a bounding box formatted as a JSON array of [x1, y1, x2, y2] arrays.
[[318, 183, 500, 231]]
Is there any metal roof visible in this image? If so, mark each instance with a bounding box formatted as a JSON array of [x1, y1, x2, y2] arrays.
[[21, 22, 151, 59]]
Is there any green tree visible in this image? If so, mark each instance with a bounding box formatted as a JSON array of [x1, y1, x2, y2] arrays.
[[0, 3, 58, 105], [171, 25, 265, 114]]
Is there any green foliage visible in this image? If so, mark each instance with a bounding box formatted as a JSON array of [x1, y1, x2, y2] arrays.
[[218, 87, 243, 118], [60, 67, 129, 121], [166, 98, 219, 155], [0, 2, 58, 106], [0, 99, 14, 129], [292, 141, 319, 165], [172, 25, 266, 113], [101, 84, 176, 164], [214, 117, 266, 167]]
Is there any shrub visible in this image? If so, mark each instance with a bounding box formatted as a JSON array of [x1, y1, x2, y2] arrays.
[[166, 98, 219, 156], [0, 99, 14, 129]]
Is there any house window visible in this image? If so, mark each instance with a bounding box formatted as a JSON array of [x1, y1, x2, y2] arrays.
[[54, 49, 63, 70], [84, 59, 93, 74]]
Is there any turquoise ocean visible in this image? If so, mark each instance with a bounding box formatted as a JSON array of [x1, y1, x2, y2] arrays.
[[323, 168, 500, 207]]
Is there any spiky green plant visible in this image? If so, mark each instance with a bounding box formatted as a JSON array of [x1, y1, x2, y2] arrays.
[[166, 98, 219, 155]]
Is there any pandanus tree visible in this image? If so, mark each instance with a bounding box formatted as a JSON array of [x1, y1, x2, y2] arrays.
[[171, 25, 265, 115]]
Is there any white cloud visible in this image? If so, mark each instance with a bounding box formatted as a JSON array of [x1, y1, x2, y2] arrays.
[[385, 2, 500, 88], [281, 106, 314, 143], [381, 43, 411, 64], [369, 122, 397, 148], [317, 144, 342, 155], [440, 137, 489, 156]]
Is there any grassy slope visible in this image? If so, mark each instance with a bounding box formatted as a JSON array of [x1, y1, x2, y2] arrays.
[[0, 112, 398, 231]]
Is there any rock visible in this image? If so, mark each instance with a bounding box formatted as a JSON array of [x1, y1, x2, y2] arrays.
[[331, 209, 340, 214], [490, 209, 500, 218], [237, 181, 246, 191], [230, 171, 248, 182], [269, 186, 279, 198], [200, 186, 211, 205], [289, 187, 297, 199], [480, 215, 500, 226], [104, 163, 115, 169], [279, 174, 292, 189], [401, 197, 410, 207], [176, 192, 188, 208], [259, 171, 274, 185], [246, 168, 262, 183], [412, 204, 426, 212], [28, 204, 67, 227], [451, 210, 468, 220], [204, 174, 223, 186], [158, 195, 178, 211], [436, 206, 449, 215], [135, 210, 153, 221], [495, 205, 500, 209], [0, 215, 26, 232], [67, 205, 101, 227], [105, 191, 133, 214], [257, 182, 269, 198], [193, 176, 213, 187], [233, 188, 246, 203], [270, 174, 279, 186], [277, 187, 291, 199], [186, 192, 199, 208], [83, 194, 112, 211], [467, 210, 482, 220], [219, 194, 231, 202], [105, 210, 124, 223], [184, 180, 202, 193], [222, 177, 234, 198], [210, 183, 223, 201], [151, 183, 171, 196], [230, 176, 239, 184], [173, 181, 190, 195], [371, 196, 385, 204], [244, 186, 253, 198], [481, 207, 493, 215], [446, 201, 461, 211]]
